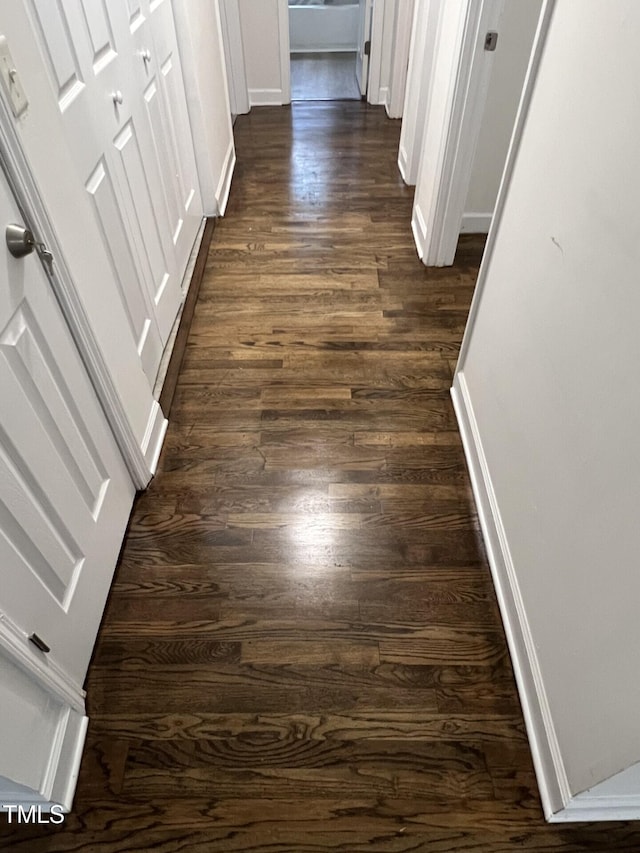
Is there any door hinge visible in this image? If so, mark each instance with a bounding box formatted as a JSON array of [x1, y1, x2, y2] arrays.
[[364, 40, 371, 57], [29, 633, 51, 654], [484, 31, 498, 51]]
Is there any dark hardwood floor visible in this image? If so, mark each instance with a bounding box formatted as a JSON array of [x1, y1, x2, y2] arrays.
[[7, 103, 640, 851]]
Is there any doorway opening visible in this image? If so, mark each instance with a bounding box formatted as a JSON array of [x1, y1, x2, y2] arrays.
[[288, 0, 368, 101]]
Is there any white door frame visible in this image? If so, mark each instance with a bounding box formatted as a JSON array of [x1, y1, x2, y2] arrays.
[[411, 0, 505, 267], [219, 0, 250, 115], [386, 0, 416, 119], [0, 97, 159, 490], [278, 0, 292, 104]]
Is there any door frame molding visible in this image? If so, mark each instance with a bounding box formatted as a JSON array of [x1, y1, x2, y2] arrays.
[[278, 0, 292, 104], [0, 96, 158, 489], [385, 0, 416, 119], [411, 0, 505, 266], [219, 0, 250, 115]]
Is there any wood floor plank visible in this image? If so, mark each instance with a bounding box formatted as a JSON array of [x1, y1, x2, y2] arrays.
[[15, 101, 640, 850]]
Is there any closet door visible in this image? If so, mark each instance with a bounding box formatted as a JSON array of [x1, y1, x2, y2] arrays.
[[24, 0, 202, 378], [0, 164, 135, 686], [129, 0, 203, 276]]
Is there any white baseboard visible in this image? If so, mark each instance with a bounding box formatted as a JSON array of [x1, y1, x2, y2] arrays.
[[216, 140, 236, 216], [248, 88, 286, 106], [411, 203, 427, 261], [46, 710, 88, 811], [451, 372, 569, 821], [398, 145, 414, 186], [141, 400, 168, 476], [460, 211, 492, 233]]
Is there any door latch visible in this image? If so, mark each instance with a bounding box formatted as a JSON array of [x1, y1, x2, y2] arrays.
[[36, 242, 54, 275], [29, 633, 51, 654], [484, 31, 498, 51]]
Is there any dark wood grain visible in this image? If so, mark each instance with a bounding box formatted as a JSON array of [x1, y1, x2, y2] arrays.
[[6, 101, 640, 851], [159, 216, 216, 417]]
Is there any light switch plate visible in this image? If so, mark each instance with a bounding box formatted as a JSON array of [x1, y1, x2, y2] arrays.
[[0, 36, 28, 117]]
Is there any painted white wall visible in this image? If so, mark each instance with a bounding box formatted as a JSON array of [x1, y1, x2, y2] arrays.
[[237, 0, 291, 105], [398, 0, 441, 184], [289, 4, 359, 52], [455, 0, 640, 816], [461, 0, 542, 233], [173, 0, 236, 215]]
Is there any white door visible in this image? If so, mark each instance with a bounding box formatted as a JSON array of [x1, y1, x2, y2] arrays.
[[21, 0, 202, 376], [0, 168, 135, 686], [356, 0, 374, 96]]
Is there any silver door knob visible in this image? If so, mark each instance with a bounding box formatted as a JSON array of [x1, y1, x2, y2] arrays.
[[6, 223, 35, 258], [112, 90, 123, 105], [142, 49, 152, 64]]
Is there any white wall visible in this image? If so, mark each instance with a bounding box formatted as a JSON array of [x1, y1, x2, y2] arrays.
[[455, 0, 640, 818], [174, 0, 236, 215], [461, 0, 542, 232], [237, 0, 290, 105]]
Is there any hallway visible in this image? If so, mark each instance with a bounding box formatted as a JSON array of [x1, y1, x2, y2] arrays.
[[7, 102, 640, 850]]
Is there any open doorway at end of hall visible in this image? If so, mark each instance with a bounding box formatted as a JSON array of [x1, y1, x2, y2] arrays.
[[289, 0, 366, 101]]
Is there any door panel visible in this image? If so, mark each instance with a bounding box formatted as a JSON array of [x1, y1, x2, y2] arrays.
[[138, 0, 202, 274], [112, 118, 174, 337], [0, 168, 135, 685], [85, 160, 161, 379], [25, 0, 202, 382]]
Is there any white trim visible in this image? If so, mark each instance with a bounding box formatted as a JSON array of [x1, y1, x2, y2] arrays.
[[417, 0, 505, 267], [219, 0, 250, 115], [367, 0, 385, 104], [386, 0, 415, 119], [141, 401, 168, 476], [0, 614, 88, 810], [451, 373, 568, 820], [410, 202, 427, 261], [216, 140, 236, 216], [46, 710, 88, 811], [0, 613, 85, 713], [0, 99, 152, 489], [460, 212, 492, 233], [398, 142, 410, 184], [397, 0, 442, 187], [248, 88, 287, 106], [278, 0, 291, 104]]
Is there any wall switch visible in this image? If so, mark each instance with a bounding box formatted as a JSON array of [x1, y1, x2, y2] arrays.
[[0, 36, 28, 117]]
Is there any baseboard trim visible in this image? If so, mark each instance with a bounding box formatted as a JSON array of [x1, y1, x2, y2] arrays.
[[460, 212, 493, 233], [158, 217, 216, 419], [451, 371, 569, 821], [46, 710, 88, 811], [216, 142, 236, 216], [248, 88, 286, 106], [398, 145, 413, 186], [411, 203, 427, 261], [140, 400, 168, 476]]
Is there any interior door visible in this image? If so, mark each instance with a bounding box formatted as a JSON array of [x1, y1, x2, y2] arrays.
[[356, 0, 374, 97], [22, 0, 202, 373], [0, 168, 135, 685], [136, 0, 203, 276]]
